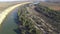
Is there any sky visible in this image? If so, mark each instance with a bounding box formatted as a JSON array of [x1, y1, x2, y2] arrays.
[[0, 0, 45, 1], [0, 0, 28, 1]]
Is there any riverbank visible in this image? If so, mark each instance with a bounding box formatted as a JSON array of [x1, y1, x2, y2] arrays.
[[0, 7, 18, 34], [0, 2, 30, 26]]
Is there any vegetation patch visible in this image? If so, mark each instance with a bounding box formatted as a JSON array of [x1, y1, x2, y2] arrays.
[[35, 3, 60, 31], [17, 6, 42, 34]]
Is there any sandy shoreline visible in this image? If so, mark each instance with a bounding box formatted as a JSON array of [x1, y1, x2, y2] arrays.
[[0, 2, 30, 25]]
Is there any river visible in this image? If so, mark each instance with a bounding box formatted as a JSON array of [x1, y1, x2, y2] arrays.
[[0, 7, 19, 34]]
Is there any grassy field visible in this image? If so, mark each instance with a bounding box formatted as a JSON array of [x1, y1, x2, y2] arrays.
[[0, 1, 24, 12], [40, 2, 60, 11]]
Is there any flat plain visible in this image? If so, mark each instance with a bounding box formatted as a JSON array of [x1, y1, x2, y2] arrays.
[[0, 1, 24, 12], [40, 2, 60, 11]]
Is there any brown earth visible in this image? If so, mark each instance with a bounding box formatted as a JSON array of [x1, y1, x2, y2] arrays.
[[0, 1, 24, 12], [40, 2, 60, 11]]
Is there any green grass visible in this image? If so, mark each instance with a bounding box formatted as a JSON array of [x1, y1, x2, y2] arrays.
[[17, 6, 43, 34], [37, 3, 60, 22], [36, 3, 60, 31]]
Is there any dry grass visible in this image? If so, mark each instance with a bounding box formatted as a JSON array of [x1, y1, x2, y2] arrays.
[[0, 2, 23, 11], [40, 2, 60, 11]]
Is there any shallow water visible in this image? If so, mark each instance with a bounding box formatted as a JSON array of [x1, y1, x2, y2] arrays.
[[0, 8, 18, 34]]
